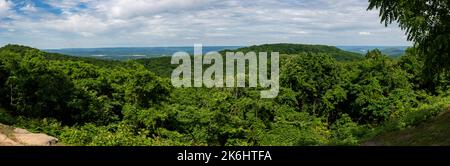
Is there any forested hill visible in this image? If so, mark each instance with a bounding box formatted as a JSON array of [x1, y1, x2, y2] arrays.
[[221, 43, 363, 61], [1, 43, 362, 76], [136, 43, 364, 77], [0, 44, 124, 67]]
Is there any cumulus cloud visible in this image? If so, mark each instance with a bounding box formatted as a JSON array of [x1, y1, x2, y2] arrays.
[[0, 0, 11, 18], [0, 0, 411, 48], [94, 0, 217, 19], [44, 14, 109, 35]]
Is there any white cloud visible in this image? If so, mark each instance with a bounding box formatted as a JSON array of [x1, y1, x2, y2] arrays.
[[0, 0, 412, 48], [94, 0, 216, 19], [359, 32, 372, 35], [44, 14, 110, 34], [20, 3, 38, 13], [0, 0, 12, 18]]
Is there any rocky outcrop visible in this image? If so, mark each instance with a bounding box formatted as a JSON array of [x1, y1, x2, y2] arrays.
[[0, 124, 58, 146], [0, 133, 20, 146]]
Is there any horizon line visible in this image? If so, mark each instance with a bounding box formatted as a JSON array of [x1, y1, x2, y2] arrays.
[[1, 43, 413, 50], [43, 45, 413, 50]]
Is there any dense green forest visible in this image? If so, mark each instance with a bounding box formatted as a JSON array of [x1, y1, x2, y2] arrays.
[[1, 43, 450, 146], [220, 44, 363, 61], [136, 44, 362, 78]]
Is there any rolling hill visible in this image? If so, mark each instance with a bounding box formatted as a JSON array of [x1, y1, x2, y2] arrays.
[[222, 43, 363, 61], [136, 43, 364, 77], [0, 44, 124, 67], [337, 46, 409, 58]]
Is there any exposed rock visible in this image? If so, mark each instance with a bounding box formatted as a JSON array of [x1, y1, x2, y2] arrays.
[[0, 133, 20, 146], [0, 124, 58, 146], [13, 128, 59, 146]]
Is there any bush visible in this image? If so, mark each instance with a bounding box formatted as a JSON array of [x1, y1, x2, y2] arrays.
[[331, 114, 360, 145], [60, 123, 153, 146], [388, 96, 450, 131]]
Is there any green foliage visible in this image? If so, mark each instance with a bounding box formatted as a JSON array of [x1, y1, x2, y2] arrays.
[[0, 44, 448, 146], [330, 114, 360, 145], [2, 49, 77, 122], [135, 44, 364, 78], [221, 43, 363, 61], [344, 50, 415, 123], [60, 123, 154, 146], [135, 57, 177, 77], [398, 47, 424, 89], [366, 96, 450, 146], [383, 95, 450, 131], [0, 108, 15, 125], [0, 44, 124, 67], [0, 45, 171, 125], [259, 109, 331, 146], [280, 53, 347, 119], [368, 0, 450, 82]]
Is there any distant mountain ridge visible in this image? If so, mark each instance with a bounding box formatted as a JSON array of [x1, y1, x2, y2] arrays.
[[337, 46, 410, 58], [44, 44, 368, 61], [1, 43, 366, 77], [135, 43, 365, 77], [222, 43, 363, 61]]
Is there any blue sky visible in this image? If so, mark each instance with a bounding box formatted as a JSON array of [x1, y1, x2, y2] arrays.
[[0, 0, 411, 49]]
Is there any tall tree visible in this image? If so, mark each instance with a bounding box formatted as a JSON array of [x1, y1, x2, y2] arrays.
[[368, 0, 450, 80]]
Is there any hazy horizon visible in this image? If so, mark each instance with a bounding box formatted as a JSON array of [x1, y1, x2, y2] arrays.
[[0, 43, 413, 50]]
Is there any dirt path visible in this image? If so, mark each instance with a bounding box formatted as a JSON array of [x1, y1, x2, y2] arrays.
[[0, 124, 58, 146]]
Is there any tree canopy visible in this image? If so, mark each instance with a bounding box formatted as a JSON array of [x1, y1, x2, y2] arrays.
[[2, 44, 448, 146], [368, 0, 450, 80]]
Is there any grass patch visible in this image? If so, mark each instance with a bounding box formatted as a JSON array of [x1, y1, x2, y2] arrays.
[[367, 110, 450, 146], [362, 96, 450, 146]]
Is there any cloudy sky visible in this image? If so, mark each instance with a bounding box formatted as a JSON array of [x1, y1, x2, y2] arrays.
[[0, 0, 411, 49]]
